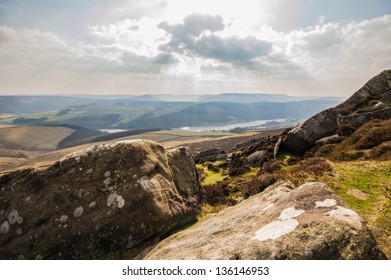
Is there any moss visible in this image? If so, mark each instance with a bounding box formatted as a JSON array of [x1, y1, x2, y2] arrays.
[[197, 163, 228, 186], [242, 167, 260, 177]]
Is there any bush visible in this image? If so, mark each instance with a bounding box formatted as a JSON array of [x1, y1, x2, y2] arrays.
[[204, 181, 236, 206], [228, 165, 251, 176], [355, 127, 391, 150], [242, 173, 276, 199], [315, 144, 336, 157], [291, 157, 333, 176], [262, 159, 285, 173], [371, 141, 391, 160]]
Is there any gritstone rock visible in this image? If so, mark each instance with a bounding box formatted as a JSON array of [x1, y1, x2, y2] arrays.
[[145, 182, 386, 260], [0, 140, 203, 259]]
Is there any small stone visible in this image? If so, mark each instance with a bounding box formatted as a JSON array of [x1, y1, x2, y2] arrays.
[[104, 171, 111, 177], [17, 229, 22, 235], [0, 220, 10, 235], [89, 201, 96, 208], [59, 215, 68, 223], [25, 196, 31, 202], [63, 224, 68, 228], [73, 206, 83, 218], [18, 255, 25, 260], [0, 209, 4, 215], [35, 254, 42, 260], [8, 210, 19, 225], [86, 168, 93, 174]]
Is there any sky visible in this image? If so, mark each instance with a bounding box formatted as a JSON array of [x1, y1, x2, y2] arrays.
[[0, 0, 390, 97]]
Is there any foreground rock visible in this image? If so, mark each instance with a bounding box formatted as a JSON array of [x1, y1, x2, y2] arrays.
[[280, 69, 391, 154], [145, 182, 386, 260], [0, 140, 203, 259]]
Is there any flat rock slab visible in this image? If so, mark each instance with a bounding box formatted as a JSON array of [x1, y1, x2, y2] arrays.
[[145, 182, 386, 260]]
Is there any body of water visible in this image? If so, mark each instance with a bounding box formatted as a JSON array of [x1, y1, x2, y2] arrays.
[[178, 118, 288, 132], [99, 129, 127, 133]]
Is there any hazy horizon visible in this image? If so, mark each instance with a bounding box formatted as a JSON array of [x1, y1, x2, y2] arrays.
[[0, 0, 390, 97]]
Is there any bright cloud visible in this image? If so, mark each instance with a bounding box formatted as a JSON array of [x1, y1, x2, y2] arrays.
[[0, 0, 390, 96]]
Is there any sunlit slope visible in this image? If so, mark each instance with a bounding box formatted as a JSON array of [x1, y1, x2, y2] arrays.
[[0, 125, 75, 150]]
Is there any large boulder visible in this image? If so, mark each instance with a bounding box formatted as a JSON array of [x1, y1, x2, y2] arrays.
[[145, 182, 386, 260], [280, 70, 391, 155], [0, 140, 203, 259]]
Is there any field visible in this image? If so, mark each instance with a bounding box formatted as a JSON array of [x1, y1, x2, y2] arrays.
[[0, 125, 284, 174]]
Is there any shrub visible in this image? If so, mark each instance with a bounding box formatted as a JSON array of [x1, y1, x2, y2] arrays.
[[355, 127, 391, 150], [204, 181, 236, 206], [228, 165, 251, 176], [262, 159, 285, 173], [315, 144, 336, 157], [242, 173, 276, 199], [371, 141, 391, 160], [291, 157, 333, 176]]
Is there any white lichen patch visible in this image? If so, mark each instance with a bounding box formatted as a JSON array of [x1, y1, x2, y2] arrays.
[[59, 215, 68, 223], [315, 199, 337, 208], [89, 201, 96, 208], [73, 206, 83, 218], [103, 177, 112, 185], [262, 203, 274, 212], [253, 219, 299, 241], [254, 207, 305, 242], [116, 195, 125, 208], [326, 206, 362, 229], [0, 220, 10, 235], [279, 207, 305, 220], [8, 210, 19, 225], [139, 176, 155, 190], [16, 216, 23, 224], [107, 193, 125, 208], [107, 193, 117, 207]]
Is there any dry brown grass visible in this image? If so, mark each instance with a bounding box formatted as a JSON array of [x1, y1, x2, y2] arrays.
[[0, 125, 75, 150]]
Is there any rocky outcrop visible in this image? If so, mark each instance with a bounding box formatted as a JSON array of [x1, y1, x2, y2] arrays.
[[280, 70, 391, 155], [193, 148, 227, 164], [0, 140, 203, 259], [229, 135, 279, 175], [145, 182, 386, 260]]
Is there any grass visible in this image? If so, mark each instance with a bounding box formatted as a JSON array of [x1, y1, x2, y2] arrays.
[[319, 160, 391, 258]]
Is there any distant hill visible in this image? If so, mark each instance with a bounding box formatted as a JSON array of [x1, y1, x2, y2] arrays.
[[198, 93, 343, 103], [0, 94, 342, 129], [126, 100, 339, 129]]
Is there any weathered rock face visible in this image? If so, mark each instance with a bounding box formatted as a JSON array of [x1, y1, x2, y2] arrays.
[[280, 70, 391, 155], [193, 148, 227, 164], [229, 135, 279, 175], [145, 182, 386, 260], [0, 140, 203, 259]]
